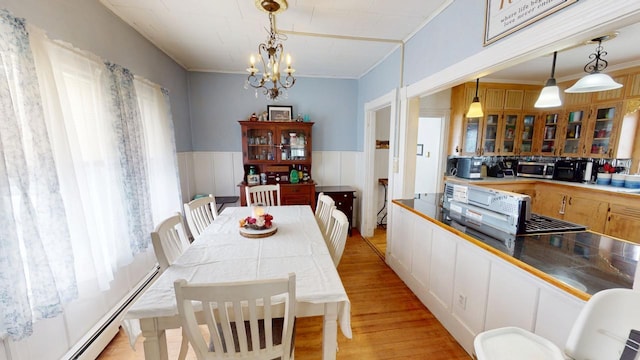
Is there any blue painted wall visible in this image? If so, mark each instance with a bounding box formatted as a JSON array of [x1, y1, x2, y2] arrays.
[[188, 72, 358, 151], [403, 0, 485, 87], [2, 0, 192, 152]]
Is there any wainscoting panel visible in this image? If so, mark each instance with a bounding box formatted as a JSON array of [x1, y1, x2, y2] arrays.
[[177, 151, 365, 227]]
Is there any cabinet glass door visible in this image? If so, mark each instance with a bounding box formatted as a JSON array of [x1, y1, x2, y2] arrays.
[[463, 117, 481, 154], [482, 113, 499, 154], [501, 114, 518, 154], [562, 109, 585, 156], [279, 126, 308, 161], [540, 113, 560, 155], [518, 114, 536, 154], [589, 105, 616, 157], [246, 128, 276, 162]]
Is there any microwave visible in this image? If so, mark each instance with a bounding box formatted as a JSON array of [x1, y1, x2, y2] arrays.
[[553, 160, 593, 182], [455, 157, 482, 179], [516, 162, 554, 179]]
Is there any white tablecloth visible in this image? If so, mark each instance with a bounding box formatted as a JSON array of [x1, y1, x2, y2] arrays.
[[124, 205, 352, 347]]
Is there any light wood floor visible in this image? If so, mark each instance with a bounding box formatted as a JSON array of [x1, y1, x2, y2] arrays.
[[364, 226, 387, 260], [98, 230, 470, 359]]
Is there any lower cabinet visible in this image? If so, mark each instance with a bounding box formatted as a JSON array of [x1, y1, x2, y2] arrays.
[[387, 203, 586, 356], [239, 183, 316, 211], [605, 204, 640, 243]]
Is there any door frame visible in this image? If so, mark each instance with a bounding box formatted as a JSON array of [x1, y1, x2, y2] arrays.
[[362, 89, 397, 238]]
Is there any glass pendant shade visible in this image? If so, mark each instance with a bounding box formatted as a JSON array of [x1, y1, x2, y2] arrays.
[[565, 36, 623, 93], [535, 51, 562, 108], [467, 78, 483, 118], [467, 98, 484, 118], [564, 72, 622, 93]]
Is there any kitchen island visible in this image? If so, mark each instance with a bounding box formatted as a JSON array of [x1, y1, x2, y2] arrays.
[[387, 195, 640, 356]]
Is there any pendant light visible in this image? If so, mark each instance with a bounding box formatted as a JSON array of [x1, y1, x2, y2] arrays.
[[534, 51, 562, 108], [565, 35, 623, 93], [467, 78, 484, 118]]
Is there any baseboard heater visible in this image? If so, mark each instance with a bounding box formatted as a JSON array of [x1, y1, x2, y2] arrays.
[[65, 265, 160, 360]]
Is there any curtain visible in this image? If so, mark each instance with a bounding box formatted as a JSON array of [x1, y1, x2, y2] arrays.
[[0, 9, 182, 341], [0, 10, 77, 340]]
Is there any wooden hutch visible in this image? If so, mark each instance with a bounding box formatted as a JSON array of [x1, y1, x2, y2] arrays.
[[238, 120, 316, 210]]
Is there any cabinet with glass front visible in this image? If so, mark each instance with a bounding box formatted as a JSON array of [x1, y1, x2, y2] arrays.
[[239, 120, 315, 208]]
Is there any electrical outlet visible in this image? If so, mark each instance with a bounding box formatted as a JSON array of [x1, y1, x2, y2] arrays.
[[457, 294, 467, 310]]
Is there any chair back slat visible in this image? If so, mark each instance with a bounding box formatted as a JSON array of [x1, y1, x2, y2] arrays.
[[174, 273, 296, 360], [315, 193, 335, 234], [151, 213, 190, 272], [325, 209, 349, 267], [184, 195, 218, 238], [245, 184, 281, 207]]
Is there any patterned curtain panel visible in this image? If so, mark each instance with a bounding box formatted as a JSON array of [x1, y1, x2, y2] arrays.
[[0, 10, 77, 340], [103, 62, 154, 254]]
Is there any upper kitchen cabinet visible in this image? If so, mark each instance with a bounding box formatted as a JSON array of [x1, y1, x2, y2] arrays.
[[537, 111, 563, 156], [450, 82, 542, 156]]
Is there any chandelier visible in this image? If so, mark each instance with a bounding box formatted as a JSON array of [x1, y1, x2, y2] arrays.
[[245, 0, 295, 101]]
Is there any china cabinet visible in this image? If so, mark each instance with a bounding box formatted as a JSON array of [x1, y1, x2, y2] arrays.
[[238, 120, 316, 209]]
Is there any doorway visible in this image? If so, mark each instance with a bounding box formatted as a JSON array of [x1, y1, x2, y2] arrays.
[[415, 116, 445, 198]]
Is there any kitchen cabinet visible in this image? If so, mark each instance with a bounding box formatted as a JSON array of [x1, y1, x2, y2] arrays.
[[454, 82, 540, 156], [583, 102, 624, 159], [533, 186, 608, 233], [537, 111, 563, 156], [604, 204, 640, 244], [316, 186, 356, 235], [239, 121, 315, 209], [559, 107, 587, 156], [516, 113, 538, 155]]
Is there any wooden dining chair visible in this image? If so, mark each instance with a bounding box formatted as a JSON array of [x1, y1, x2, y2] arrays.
[[174, 273, 297, 360], [324, 209, 349, 267], [150, 212, 191, 360], [184, 194, 218, 238], [315, 192, 335, 234], [245, 184, 281, 207]]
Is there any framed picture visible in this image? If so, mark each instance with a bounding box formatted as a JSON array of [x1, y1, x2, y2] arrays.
[[417, 144, 424, 156], [267, 105, 293, 121], [484, 0, 577, 45]]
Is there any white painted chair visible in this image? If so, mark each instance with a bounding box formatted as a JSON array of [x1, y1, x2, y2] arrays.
[[151, 212, 191, 272], [184, 194, 218, 238], [174, 273, 296, 360], [315, 192, 335, 234], [324, 209, 349, 267], [150, 212, 191, 360], [474, 288, 640, 360], [245, 184, 281, 207]]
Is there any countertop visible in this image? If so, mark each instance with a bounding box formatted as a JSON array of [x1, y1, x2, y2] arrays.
[[444, 175, 640, 195], [393, 195, 639, 300]]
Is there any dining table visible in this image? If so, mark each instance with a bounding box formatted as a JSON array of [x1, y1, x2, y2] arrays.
[[123, 205, 352, 360]]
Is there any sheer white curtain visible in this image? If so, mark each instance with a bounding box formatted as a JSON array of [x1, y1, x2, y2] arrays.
[[134, 78, 182, 225], [0, 10, 182, 341], [30, 27, 135, 294], [0, 10, 77, 341]]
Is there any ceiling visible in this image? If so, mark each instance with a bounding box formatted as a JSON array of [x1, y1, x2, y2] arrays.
[[100, 0, 640, 85]]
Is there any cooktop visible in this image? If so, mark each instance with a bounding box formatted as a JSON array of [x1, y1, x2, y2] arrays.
[[523, 213, 587, 234]]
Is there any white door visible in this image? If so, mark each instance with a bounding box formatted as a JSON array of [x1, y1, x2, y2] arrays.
[[415, 117, 443, 195]]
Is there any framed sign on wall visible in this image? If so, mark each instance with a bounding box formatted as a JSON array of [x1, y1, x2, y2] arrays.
[[484, 0, 578, 45]]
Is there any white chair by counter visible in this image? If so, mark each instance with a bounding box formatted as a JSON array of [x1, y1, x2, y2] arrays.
[[324, 209, 349, 267], [315, 192, 335, 234], [184, 194, 218, 238], [474, 288, 640, 360], [174, 273, 296, 360], [245, 184, 281, 207], [150, 212, 191, 360]]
